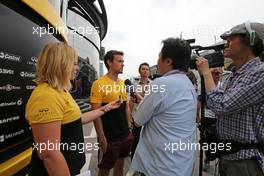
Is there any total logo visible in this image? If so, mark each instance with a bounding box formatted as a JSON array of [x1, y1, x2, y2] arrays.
[[0, 84, 21, 91], [0, 51, 21, 62], [0, 68, 14, 75], [0, 129, 24, 143], [0, 98, 23, 107], [20, 71, 36, 78], [0, 115, 20, 125]]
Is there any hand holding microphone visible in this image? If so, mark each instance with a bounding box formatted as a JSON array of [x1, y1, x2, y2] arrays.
[[124, 79, 144, 103]]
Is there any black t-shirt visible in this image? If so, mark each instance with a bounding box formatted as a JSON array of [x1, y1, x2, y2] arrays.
[[101, 102, 129, 142], [29, 119, 85, 176]]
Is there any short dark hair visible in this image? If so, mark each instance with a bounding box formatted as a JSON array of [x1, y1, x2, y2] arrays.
[[240, 34, 264, 57], [160, 38, 191, 72], [138, 62, 150, 72], [103, 50, 124, 69]]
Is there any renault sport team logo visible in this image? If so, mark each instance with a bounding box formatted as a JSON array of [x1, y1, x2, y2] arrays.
[[0, 51, 21, 62], [0, 84, 21, 91], [20, 71, 36, 78]]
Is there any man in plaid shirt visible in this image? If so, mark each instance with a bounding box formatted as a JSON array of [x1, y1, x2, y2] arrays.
[[196, 22, 264, 176]]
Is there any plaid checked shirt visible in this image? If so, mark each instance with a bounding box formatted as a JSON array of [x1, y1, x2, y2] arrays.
[[206, 57, 264, 172]]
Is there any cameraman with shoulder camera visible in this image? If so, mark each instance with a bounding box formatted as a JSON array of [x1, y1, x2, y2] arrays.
[[196, 22, 264, 176]]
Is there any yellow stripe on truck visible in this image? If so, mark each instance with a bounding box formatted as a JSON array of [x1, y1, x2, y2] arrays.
[[0, 148, 32, 176], [22, 0, 68, 42]]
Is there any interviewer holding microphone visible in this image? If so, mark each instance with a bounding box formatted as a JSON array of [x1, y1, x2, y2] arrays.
[[130, 38, 197, 176]]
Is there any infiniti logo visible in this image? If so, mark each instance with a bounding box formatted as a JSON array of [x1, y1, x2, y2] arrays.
[[31, 57, 38, 63], [27, 56, 38, 65]]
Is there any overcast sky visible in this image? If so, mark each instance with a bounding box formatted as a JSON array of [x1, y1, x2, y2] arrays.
[[102, 0, 264, 79]]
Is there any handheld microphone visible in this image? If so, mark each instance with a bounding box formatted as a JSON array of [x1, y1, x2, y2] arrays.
[[124, 79, 134, 94]]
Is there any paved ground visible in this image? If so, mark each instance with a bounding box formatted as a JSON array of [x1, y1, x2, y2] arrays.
[[79, 123, 219, 176], [77, 99, 219, 176], [79, 123, 131, 176]]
